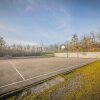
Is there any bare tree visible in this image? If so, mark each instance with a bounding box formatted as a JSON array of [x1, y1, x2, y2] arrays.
[[71, 34, 79, 52], [0, 36, 6, 56]]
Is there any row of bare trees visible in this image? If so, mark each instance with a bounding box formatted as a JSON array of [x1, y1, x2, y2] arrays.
[[45, 32, 100, 52], [46, 32, 100, 53], [69, 32, 100, 52], [0, 31, 100, 57], [0, 37, 46, 57]]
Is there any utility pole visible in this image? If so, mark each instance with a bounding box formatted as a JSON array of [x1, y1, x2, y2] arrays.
[[65, 41, 68, 58], [67, 41, 68, 58]]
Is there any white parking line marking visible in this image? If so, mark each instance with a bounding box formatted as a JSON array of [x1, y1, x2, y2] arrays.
[[0, 60, 95, 89], [9, 60, 25, 81]]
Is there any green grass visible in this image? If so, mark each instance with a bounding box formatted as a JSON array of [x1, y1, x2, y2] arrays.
[[27, 60, 100, 100]]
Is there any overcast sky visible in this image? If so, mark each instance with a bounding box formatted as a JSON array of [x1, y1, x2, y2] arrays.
[[0, 0, 100, 45]]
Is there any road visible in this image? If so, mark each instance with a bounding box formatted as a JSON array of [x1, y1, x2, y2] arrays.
[[0, 57, 96, 96]]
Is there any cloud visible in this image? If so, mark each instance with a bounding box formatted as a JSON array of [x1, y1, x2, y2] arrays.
[[0, 22, 25, 41], [6, 39, 38, 46], [21, 0, 72, 39], [25, 5, 33, 12], [0, 0, 73, 44], [0, 22, 18, 33], [15, 0, 72, 28], [56, 23, 66, 30], [0, 23, 38, 45]]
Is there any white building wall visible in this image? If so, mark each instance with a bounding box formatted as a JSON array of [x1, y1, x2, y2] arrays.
[[54, 52, 100, 58]]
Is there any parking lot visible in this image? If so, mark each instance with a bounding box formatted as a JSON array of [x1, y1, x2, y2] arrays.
[[0, 57, 96, 96]]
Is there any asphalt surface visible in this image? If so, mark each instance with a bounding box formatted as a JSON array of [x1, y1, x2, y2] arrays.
[[0, 57, 96, 96]]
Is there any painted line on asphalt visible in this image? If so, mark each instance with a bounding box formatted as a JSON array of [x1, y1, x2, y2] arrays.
[[9, 60, 25, 81], [0, 60, 95, 89]]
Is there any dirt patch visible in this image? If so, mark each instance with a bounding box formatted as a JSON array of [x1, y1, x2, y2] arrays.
[[50, 75, 81, 100], [31, 76, 64, 94]]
